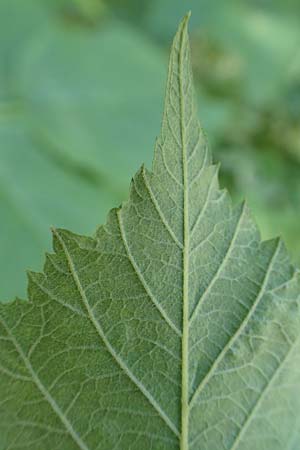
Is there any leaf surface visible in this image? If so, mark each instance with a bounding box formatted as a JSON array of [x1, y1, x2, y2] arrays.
[[1, 15, 300, 450]]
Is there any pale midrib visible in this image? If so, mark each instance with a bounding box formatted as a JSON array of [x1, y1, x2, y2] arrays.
[[54, 229, 179, 439], [189, 238, 281, 409], [0, 316, 90, 450], [179, 21, 190, 450], [230, 333, 300, 450]]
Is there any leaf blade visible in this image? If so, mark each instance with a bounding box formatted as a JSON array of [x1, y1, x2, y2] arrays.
[[1, 14, 300, 450]]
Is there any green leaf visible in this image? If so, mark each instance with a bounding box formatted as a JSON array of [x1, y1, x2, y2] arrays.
[[1, 15, 300, 450]]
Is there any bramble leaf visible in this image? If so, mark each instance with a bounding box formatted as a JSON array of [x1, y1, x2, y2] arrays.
[[1, 14, 300, 450]]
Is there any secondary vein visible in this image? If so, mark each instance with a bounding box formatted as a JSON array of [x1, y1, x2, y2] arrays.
[[0, 315, 90, 450], [54, 229, 180, 438]]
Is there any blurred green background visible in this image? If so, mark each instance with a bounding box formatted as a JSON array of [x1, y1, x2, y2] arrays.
[[0, 0, 299, 301]]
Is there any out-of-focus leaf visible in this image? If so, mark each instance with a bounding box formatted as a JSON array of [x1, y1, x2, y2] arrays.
[[0, 2, 167, 301], [0, 0, 50, 101], [0, 117, 119, 301], [16, 21, 166, 190]]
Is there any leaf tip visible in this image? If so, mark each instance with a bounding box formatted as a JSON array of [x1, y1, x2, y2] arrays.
[[180, 11, 191, 32], [185, 10, 192, 22]]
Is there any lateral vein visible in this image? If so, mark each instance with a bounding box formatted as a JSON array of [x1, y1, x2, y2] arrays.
[[189, 203, 246, 323], [54, 229, 180, 439], [0, 315, 90, 450], [230, 334, 300, 450], [117, 209, 182, 337], [142, 166, 183, 250], [189, 239, 281, 408]]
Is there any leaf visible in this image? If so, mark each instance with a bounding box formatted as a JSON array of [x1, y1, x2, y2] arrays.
[[131, 0, 300, 263], [1, 15, 300, 450]]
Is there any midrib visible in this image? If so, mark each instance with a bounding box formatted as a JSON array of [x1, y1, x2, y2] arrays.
[[179, 23, 190, 450]]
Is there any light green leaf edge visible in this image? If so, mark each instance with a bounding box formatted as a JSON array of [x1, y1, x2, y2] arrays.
[[1, 13, 300, 450]]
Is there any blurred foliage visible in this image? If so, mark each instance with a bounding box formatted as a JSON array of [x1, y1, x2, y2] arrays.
[[0, 0, 299, 300]]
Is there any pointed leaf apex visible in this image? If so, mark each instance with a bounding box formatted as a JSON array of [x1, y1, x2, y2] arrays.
[[179, 11, 191, 32]]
